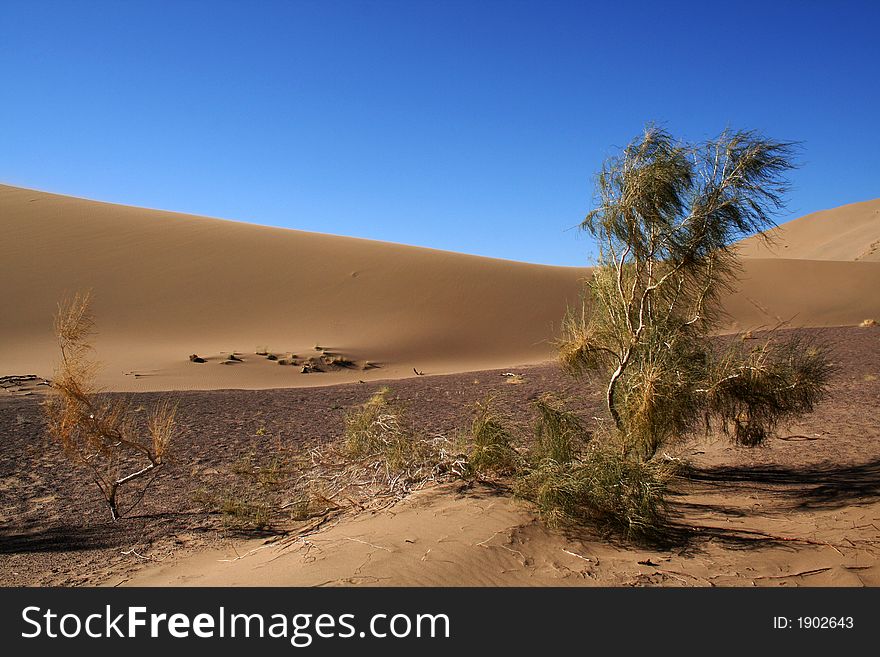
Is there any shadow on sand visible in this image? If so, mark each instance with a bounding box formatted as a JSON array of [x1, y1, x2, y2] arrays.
[[0, 524, 120, 554], [653, 458, 880, 551], [684, 458, 880, 511]]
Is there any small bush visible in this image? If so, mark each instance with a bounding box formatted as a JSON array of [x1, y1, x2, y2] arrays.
[[344, 387, 427, 473], [517, 443, 675, 539], [344, 387, 393, 456], [218, 496, 273, 530], [195, 452, 317, 532], [704, 334, 834, 446], [467, 399, 520, 476], [514, 397, 673, 540], [532, 394, 590, 464]]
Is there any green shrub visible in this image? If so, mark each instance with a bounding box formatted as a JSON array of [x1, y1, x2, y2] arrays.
[[517, 442, 675, 540], [515, 397, 674, 540], [467, 399, 520, 476], [532, 394, 590, 464], [560, 126, 831, 456]]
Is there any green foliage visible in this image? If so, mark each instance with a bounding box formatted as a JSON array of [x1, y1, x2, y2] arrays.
[[517, 444, 675, 539], [467, 399, 520, 476], [515, 396, 674, 539], [704, 333, 834, 446], [532, 394, 590, 464]]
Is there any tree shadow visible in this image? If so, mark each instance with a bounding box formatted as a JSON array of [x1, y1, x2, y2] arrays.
[[683, 458, 880, 511], [643, 458, 880, 552], [0, 524, 119, 554]]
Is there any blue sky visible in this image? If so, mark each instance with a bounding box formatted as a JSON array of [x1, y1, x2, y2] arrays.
[[2, 0, 878, 266]]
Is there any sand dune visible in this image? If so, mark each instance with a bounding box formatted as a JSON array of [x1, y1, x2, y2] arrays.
[[736, 198, 880, 261], [724, 258, 880, 330], [2, 184, 878, 390], [0, 184, 586, 389]]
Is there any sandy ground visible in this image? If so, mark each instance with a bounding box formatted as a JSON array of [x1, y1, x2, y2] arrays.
[[2, 184, 879, 391], [2, 326, 878, 587]]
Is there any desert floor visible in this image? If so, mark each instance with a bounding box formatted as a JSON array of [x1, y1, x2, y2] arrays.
[[2, 325, 878, 587]]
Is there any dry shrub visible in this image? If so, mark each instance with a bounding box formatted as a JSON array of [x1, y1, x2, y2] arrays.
[[214, 494, 273, 531], [43, 291, 176, 520], [327, 355, 355, 368], [344, 387, 417, 468], [342, 387, 464, 492], [222, 389, 467, 524], [193, 452, 330, 532]]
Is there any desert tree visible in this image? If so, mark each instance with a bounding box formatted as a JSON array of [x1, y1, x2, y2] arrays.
[[560, 126, 832, 458], [43, 291, 175, 520]]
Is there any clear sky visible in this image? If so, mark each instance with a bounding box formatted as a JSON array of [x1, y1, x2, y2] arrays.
[[2, 0, 878, 266]]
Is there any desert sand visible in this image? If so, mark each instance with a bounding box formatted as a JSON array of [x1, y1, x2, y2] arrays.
[[1, 185, 879, 587], [736, 198, 880, 261], [2, 184, 879, 390]]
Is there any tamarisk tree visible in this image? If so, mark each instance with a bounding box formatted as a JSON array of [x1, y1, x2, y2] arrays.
[[44, 291, 175, 519], [560, 126, 832, 458]]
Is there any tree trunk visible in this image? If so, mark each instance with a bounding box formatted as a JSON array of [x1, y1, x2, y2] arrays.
[[607, 365, 624, 431]]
